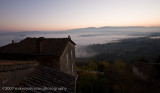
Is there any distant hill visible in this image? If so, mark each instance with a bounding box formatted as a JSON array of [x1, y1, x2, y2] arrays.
[[77, 33, 160, 63], [70, 26, 160, 32]]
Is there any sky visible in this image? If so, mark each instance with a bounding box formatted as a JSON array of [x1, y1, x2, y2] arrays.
[[0, 0, 160, 32]]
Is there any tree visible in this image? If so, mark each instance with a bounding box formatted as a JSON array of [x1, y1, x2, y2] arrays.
[[87, 61, 97, 71], [78, 71, 108, 93], [104, 61, 133, 93], [98, 61, 110, 72]]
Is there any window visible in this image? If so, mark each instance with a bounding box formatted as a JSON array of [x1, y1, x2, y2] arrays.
[[72, 63, 74, 73], [71, 50, 73, 58], [71, 50, 74, 73], [66, 53, 69, 67], [71, 50, 72, 57]]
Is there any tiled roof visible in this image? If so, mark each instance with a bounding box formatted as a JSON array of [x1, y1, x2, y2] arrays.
[[0, 37, 76, 56], [18, 65, 76, 93]]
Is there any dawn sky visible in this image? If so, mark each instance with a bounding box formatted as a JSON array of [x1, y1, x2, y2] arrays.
[[0, 0, 160, 32]]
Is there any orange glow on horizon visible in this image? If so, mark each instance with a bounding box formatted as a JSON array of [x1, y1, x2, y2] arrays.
[[1, 24, 160, 32], [0, 21, 160, 32]]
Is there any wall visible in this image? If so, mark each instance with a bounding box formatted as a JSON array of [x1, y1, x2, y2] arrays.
[[38, 56, 60, 70], [60, 41, 76, 75], [0, 60, 38, 90]]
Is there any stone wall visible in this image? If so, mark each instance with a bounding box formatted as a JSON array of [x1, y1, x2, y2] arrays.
[[0, 60, 38, 90]]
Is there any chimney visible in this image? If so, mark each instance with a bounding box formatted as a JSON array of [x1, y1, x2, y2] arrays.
[[68, 35, 71, 39], [36, 37, 44, 54], [39, 37, 44, 39], [12, 40, 14, 44], [40, 40, 43, 54]]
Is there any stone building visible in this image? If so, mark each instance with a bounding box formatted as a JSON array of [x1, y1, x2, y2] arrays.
[[133, 62, 160, 81], [0, 36, 77, 93]]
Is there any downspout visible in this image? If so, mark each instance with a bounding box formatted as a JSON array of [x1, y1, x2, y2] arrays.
[[75, 75, 78, 93]]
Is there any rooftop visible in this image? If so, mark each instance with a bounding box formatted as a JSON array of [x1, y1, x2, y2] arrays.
[[0, 37, 76, 56]]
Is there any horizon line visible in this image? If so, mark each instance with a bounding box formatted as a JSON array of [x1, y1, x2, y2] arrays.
[[0, 26, 160, 33]]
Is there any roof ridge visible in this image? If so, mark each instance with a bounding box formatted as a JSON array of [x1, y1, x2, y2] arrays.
[[0, 37, 76, 56], [26, 37, 69, 39]]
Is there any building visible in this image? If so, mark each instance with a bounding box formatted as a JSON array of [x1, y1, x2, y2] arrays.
[[133, 62, 160, 81], [0, 36, 77, 93]]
